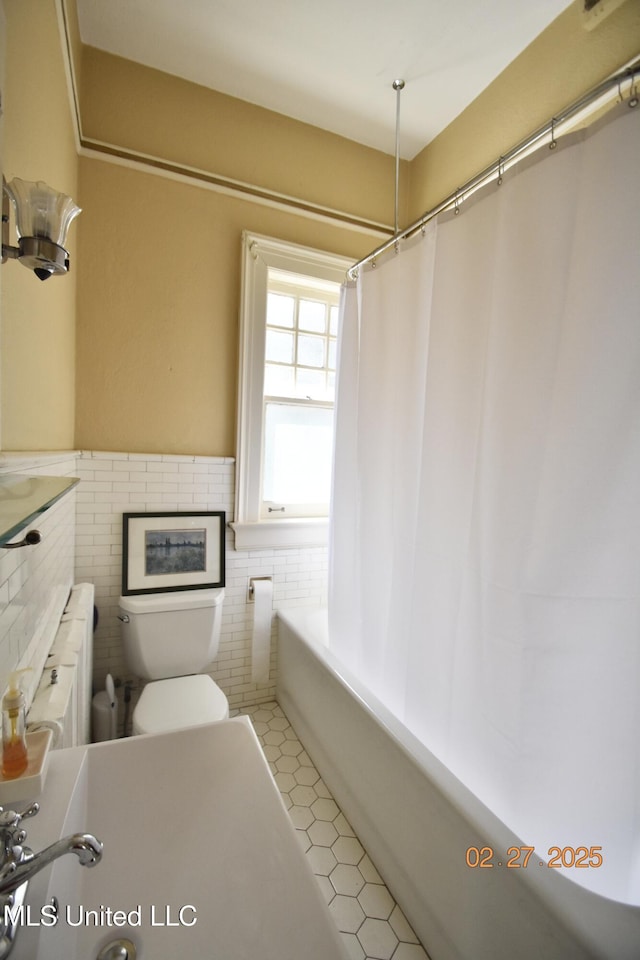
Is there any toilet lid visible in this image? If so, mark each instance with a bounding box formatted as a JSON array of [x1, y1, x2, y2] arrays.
[[133, 675, 229, 735]]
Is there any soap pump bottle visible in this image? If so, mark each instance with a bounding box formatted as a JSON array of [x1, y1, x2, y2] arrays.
[[2, 671, 28, 779]]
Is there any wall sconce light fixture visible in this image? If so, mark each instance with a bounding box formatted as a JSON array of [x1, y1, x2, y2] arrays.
[[1, 176, 81, 281]]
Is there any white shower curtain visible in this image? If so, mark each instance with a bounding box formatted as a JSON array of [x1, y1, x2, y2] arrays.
[[329, 104, 640, 902]]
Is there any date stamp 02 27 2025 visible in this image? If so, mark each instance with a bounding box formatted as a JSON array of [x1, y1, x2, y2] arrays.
[[465, 845, 604, 870]]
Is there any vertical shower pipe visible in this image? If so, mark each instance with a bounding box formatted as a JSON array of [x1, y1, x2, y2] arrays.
[[393, 79, 405, 236]]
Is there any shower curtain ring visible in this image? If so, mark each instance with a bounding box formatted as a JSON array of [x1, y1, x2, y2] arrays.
[[549, 118, 558, 150], [628, 73, 638, 108], [497, 157, 505, 186], [454, 191, 461, 215]]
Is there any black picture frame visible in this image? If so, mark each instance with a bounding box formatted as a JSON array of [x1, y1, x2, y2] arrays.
[[122, 511, 225, 596]]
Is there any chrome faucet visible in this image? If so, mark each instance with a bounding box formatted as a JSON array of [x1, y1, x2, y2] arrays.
[[0, 802, 103, 957]]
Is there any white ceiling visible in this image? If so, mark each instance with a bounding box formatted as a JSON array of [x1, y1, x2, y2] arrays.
[[76, 0, 574, 160]]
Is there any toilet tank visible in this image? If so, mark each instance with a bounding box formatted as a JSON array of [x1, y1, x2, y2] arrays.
[[119, 588, 225, 681]]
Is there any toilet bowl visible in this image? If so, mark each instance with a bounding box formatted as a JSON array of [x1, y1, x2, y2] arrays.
[[118, 588, 229, 735]]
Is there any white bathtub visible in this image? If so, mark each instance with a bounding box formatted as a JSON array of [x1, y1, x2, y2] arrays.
[[277, 606, 640, 960]]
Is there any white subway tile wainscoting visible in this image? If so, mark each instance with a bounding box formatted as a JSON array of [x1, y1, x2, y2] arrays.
[[74, 450, 328, 714], [238, 701, 431, 960], [0, 449, 326, 714]]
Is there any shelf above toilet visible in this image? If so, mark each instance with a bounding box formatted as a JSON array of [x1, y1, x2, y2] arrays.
[[0, 474, 79, 547]]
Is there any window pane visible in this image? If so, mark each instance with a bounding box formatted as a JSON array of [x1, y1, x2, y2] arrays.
[[297, 334, 325, 368], [299, 299, 326, 333], [264, 363, 295, 397], [296, 368, 326, 399], [328, 339, 337, 371], [263, 403, 334, 504], [329, 305, 339, 336], [267, 292, 294, 327], [266, 329, 294, 363]]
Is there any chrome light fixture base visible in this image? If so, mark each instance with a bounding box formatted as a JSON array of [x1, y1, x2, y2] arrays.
[[13, 236, 70, 280], [2, 234, 70, 280]]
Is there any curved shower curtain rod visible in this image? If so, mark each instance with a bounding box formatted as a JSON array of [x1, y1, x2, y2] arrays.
[[347, 56, 640, 280]]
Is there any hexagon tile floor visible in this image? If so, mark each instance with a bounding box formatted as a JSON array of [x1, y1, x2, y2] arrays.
[[237, 701, 431, 960]]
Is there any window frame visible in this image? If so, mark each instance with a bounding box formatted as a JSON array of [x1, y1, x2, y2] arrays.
[[233, 232, 351, 550]]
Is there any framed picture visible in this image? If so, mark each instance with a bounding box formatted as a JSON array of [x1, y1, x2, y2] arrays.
[[122, 511, 225, 596]]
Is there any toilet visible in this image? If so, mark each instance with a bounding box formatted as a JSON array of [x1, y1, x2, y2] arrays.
[[118, 588, 229, 735]]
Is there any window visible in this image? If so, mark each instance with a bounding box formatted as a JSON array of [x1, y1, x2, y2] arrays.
[[263, 271, 339, 516], [233, 233, 351, 549]]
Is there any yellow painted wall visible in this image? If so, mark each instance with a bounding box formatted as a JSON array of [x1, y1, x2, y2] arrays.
[[2, 0, 394, 457], [74, 32, 393, 457], [408, 0, 640, 220], [75, 158, 376, 456], [1, 0, 79, 450], [79, 47, 403, 230], [2, 0, 638, 456]]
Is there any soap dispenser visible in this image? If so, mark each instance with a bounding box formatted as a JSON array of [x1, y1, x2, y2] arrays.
[[2, 671, 28, 779]]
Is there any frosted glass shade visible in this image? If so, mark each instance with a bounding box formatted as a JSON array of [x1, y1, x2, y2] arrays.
[[5, 178, 81, 247]]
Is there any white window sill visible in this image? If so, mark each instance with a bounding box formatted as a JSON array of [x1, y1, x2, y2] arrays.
[[231, 518, 328, 551]]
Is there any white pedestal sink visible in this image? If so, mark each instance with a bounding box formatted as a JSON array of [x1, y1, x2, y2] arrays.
[[10, 717, 348, 959]]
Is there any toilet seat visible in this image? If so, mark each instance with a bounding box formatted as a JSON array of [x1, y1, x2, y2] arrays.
[[133, 674, 229, 735]]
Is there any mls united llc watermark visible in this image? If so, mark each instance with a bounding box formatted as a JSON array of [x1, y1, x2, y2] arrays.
[[5, 902, 197, 928]]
